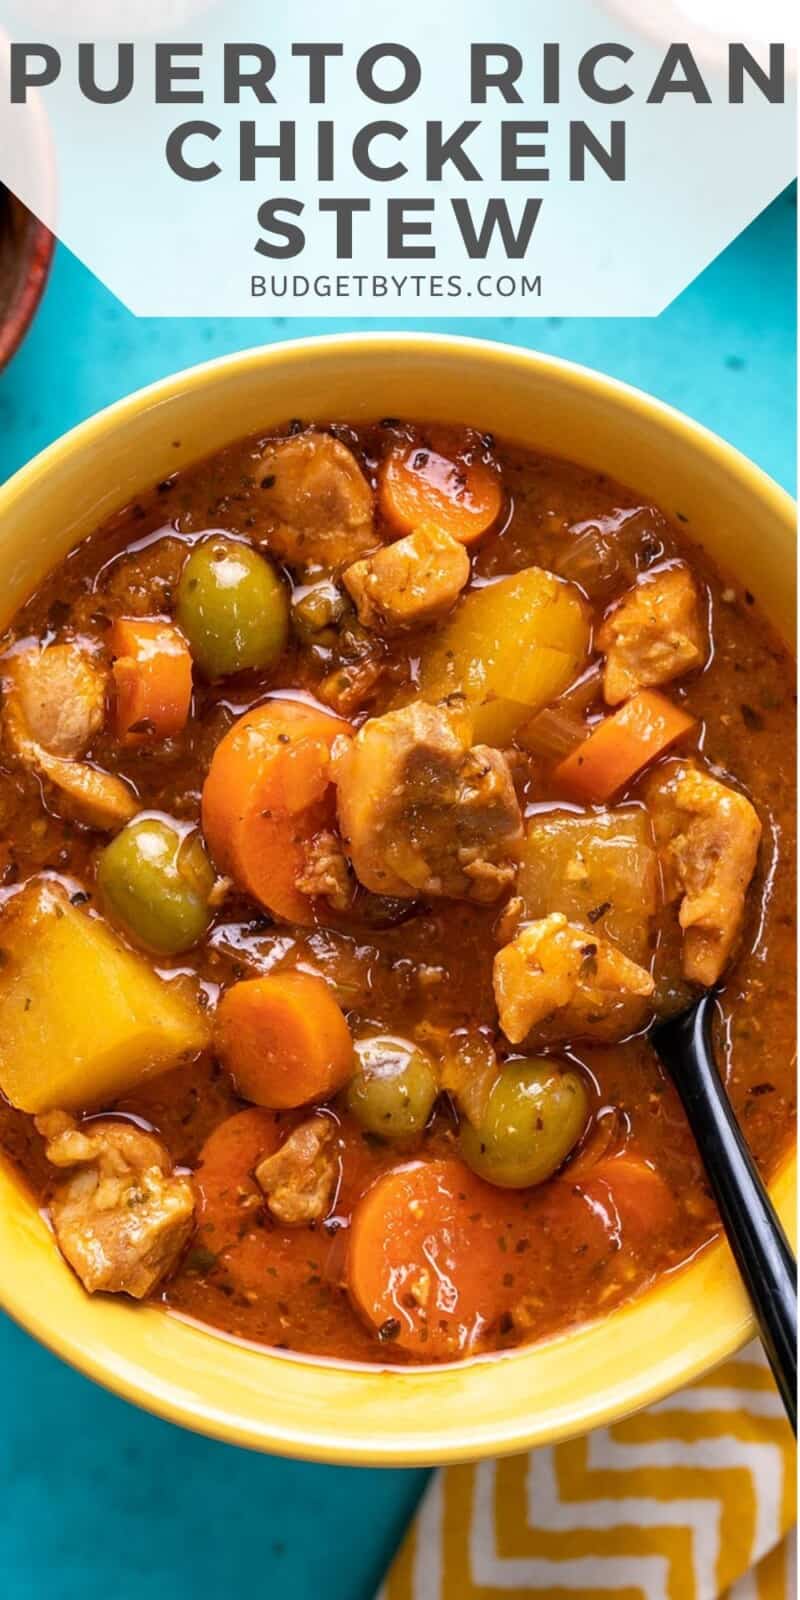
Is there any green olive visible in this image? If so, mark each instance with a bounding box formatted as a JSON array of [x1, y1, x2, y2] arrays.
[[459, 1058, 589, 1189], [97, 815, 215, 955], [346, 1035, 438, 1139], [176, 535, 289, 679]]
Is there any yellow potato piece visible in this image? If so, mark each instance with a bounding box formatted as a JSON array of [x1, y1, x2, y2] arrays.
[[513, 809, 658, 1044], [0, 880, 209, 1113], [518, 807, 658, 964], [419, 568, 590, 744]]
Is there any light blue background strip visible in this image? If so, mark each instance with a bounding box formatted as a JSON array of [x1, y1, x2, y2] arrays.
[[0, 186, 795, 1600]]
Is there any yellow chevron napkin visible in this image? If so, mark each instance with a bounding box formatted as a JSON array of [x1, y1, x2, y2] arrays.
[[383, 1342, 796, 1600]]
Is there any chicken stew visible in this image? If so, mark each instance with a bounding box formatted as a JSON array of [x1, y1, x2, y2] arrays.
[[0, 419, 795, 1364]]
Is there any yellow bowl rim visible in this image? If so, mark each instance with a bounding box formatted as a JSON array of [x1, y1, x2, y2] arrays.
[[0, 331, 795, 522]]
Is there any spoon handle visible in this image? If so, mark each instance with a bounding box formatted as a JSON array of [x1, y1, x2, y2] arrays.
[[653, 994, 797, 1431]]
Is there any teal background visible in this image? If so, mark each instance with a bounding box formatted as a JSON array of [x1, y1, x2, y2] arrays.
[[0, 186, 795, 1599]]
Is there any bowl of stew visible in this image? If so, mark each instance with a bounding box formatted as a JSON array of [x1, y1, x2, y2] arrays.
[[0, 334, 794, 1463]]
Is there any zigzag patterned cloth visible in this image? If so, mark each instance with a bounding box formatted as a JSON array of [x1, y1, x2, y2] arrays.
[[382, 1343, 796, 1600]]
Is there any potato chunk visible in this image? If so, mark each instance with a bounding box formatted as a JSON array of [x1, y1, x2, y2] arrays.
[[515, 807, 657, 1040], [344, 523, 470, 632], [645, 760, 761, 985], [419, 567, 589, 744], [0, 881, 209, 1113], [39, 1114, 194, 1297], [518, 808, 657, 961], [598, 565, 707, 706], [254, 431, 376, 569], [494, 913, 654, 1046]]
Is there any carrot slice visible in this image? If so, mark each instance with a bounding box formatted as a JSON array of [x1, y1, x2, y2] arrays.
[[554, 689, 695, 802], [110, 616, 192, 745], [577, 1155, 677, 1248], [378, 434, 503, 547], [215, 971, 354, 1110], [194, 1107, 281, 1232], [201, 698, 352, 924], [347, 1158, 511, 1358]]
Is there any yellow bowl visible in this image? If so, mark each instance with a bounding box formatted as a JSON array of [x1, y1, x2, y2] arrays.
[[0, 333, 794, 1464]]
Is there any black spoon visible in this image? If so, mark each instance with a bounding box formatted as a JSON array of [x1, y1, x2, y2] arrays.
[[652, 991, 797, 1431]]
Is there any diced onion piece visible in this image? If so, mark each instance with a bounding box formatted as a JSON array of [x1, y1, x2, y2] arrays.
[[518, 703, 587, 762], [554, 510, 667, 600]]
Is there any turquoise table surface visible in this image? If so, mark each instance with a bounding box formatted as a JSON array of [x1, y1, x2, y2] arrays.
[[0, 187, 795, 1600]]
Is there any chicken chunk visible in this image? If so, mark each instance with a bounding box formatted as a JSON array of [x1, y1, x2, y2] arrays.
[[597, 565, 707, 705], [296, 830, 354, 913], [37, 1113, 194, 1297], [255, 431, 376, 570], [493, 913, 655, 1046], [2, 643, 137, 830], [33, 754, 138, 830], [343, 523, 470, 633], [333, 700, 523, 903], [255, 1115, 338, 1226], [7, 643, 106, 758], [646, 760, 761, 985]]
